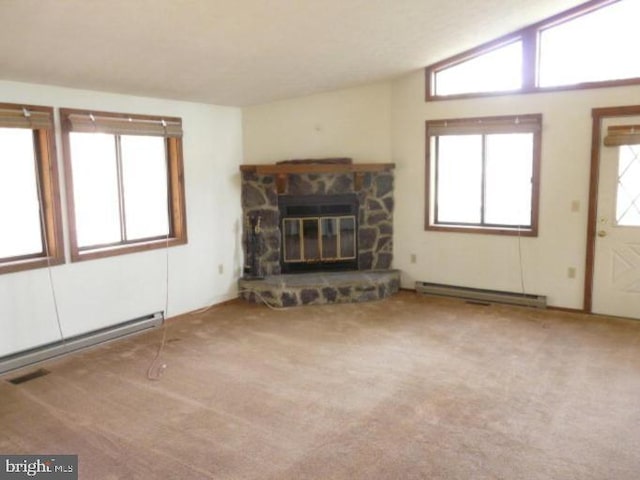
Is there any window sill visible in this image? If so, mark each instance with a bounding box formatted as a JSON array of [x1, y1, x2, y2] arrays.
[[71, 236, 187, 262], [426, 224, 537, 237], [0, 255, 65, 275]]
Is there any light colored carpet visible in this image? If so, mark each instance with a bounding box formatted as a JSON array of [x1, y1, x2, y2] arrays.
[[1, 292, 639, 479]]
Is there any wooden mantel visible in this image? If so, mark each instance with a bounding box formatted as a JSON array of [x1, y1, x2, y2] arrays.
[[240, 162, 395, 193], [240, 162, 394, 175]]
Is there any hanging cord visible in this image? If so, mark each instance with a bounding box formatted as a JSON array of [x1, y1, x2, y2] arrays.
[[29, 110, 66, 348], [44, 248, 65, 345], [146, 231, 170, 380], [512, 116, 527, 297], [189, 288, 294, 316], [146, 143, 171, 381], [517, 223, 526, 297], [515, 188, 527, 298], [238, 288, 294, 311]]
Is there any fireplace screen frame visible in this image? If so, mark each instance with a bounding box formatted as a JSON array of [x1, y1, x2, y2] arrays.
[[282, 215, 357, 264], [279, 194, 359, 273]]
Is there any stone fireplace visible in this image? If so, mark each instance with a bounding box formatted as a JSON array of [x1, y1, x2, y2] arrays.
[[240, 158, 395, 278]]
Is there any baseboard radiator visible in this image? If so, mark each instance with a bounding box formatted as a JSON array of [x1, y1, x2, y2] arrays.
[[0, 311, 164, 376], [415, 282, 547, 309]]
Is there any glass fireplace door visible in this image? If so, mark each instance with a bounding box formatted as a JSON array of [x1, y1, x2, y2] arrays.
[[282, 216, 356, 265]]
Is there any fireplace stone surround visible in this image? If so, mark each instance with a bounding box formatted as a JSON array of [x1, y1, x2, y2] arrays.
[[239, 158, 397, 306], [240, 159, 394, 276]]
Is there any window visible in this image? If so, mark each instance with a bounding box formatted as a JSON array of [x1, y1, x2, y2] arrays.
[[433, 40, 523, 97], [60, 109, 187, 261], [426, 0, 640, 100], [616, 144, 640, 226], [538, 0, 640, 88], [0, 103, 64, 274], [425, 114, 541, 236], [604, 125, 640, 226]]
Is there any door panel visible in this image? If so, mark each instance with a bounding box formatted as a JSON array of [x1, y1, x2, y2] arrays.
[[592, 116, 640, 318]]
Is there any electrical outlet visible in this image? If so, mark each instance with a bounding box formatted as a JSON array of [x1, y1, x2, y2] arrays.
[[218, 264, 224, 274], [410, 254, 417, 264], [571, 200, 580, 212], [567, 267, 576, 279]]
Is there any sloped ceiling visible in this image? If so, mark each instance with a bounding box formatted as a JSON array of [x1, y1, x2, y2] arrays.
[[0, 0, 586, 106]]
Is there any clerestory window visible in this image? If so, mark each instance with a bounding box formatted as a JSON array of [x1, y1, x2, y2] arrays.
[[426, 0, 640, 100]]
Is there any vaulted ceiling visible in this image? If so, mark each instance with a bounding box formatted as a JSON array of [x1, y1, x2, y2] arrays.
[[0, 0, 586, 106]]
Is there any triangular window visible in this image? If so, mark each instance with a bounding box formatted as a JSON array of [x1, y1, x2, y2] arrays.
[[434, 40, 522, 96]]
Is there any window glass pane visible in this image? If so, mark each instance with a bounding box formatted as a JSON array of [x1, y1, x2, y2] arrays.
[[485, 133, 534, 226], [69, 132, 121, 247], [436, 135, 482, 224], [616, 145, 640, 226], [435, 41, 522, 96], [0, 128, 43, 258], [539, 0, 640, 87], [120, 136, 169, 240]]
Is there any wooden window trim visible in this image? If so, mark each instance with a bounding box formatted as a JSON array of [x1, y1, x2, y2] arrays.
[[425, 0, 634, 101], [425, 114, 542, 237], [0, 104, 64, 275], [60, 108, 187, 262]]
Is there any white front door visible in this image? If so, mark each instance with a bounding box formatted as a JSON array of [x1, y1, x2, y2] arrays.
[[592, 116, 640, 319]]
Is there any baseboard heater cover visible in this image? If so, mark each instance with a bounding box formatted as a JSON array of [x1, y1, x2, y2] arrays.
[[415, 282, 547, 309], [0, 311, 164, 376]]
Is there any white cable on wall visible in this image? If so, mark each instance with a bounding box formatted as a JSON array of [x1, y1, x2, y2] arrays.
[[146, 188, 172, 381]]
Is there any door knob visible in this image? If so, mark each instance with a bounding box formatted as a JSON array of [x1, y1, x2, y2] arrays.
[[597, 230, 607, 237]]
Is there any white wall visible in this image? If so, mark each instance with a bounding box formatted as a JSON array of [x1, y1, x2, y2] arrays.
[[392, 71, 640, 309], [241, 74, 640, 310], [243, 82, 392, 164], [0, 81, 243, 356]]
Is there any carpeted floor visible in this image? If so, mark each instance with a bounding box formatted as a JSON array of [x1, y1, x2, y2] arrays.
[[1, 291, 639, 479]]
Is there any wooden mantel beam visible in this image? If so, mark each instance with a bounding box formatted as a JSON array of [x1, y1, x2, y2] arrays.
[[240, 163, 395, 175]]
